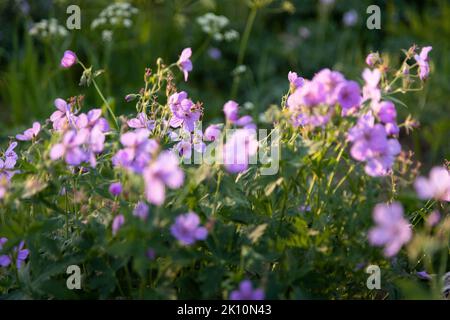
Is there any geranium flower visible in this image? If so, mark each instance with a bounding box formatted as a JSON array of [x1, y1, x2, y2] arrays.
[[230, 280, 264, 300], [177, 48, 193, 82], [16, 122, 41, 141], [414, 166, 450, 202], [170, 212, 208, 245]]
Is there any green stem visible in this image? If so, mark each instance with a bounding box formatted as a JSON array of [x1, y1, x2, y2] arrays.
[[230, 6, 258, 99]]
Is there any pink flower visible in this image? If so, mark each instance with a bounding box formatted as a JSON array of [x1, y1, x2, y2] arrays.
[[50, 98, 76, 132], [112, 214, 125, 236], [16, 122, 41, 141], [288, 71, 304, 89], [414, 46, 432, 80], [109, 182, 122, 196], [368, 202, 412, 257], [204, 125, 221, 141], [223, 100, 240, 123], [414, 166, 450, 202], [177, 48, 193, 82], [143, 151, 184, 206], [60, 50, 77, 68]]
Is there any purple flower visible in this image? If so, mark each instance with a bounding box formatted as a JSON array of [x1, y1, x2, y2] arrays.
[[0, 237, 11, 267], [348, 113, 401, 177], [16, 122, 41, 141], [60, 50, 77, 68], [414, 166, 450, 202], [177, 48, 193, 82], [50, 129, 88, 166], [75, 109, 109, 132], [336, 80, 362, 115], [365, 53, 378, 67], [374, 101, 397, 124], [133, 201, 149, 220], [230, 280, 264, 300], [362, 68, 381, 104], [312, 68, 345, 105], [15, 241, 29, 269], [368, 202, 412, 257], [223, 100, 240, 123], [127, 113, 155, 131], [175, 140, 193, 159], [168, 92, 201, 132], [109, 182, 122, 196], [50, 98, 75, 131], [170, 211, 208, 245], [223, 129, 258, 173], [343, 10, 358, 27], [414, 46, 432, 80], [207, 47, 222, 60], [112, 129, 158, 173], [0, 239, 29, 269], [288, 71, 304, 89], [0, 143, 19, 181], [112, 214, 125, 236], [204, 125, 221, 141], [143, 151, 184, 206], [416, 271, 432, 281], [288, 79, 326, 108], [146, 248, 156, 260], [426, 211, 441, 227]]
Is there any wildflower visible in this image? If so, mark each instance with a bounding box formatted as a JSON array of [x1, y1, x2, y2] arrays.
[[0, 237, 11, 267], [16, 122, 41, 141], [416, 271, 432, 281], [223, 100, 240, 123], [374, 101, 397, 124], [133, 201, 149, 220], [365, 53, 379, 67], [50, 98, 75, 131], [0, 239, 29, 269], [50, 129, 89, 166], [343, 10, 358, 27], [60, 50, 77, 68], [168, 92, 201, 132], [288, 79, 326, 108], [0, 144, 19, 181], [336, 80, 362, 115], [112, 129, 158, 173], [426, 211, 441, 227], [109, 182, 122, 196], [414, 166, 450, 202], [127, 112, 155, 131], [368, 202, 412, 257], [312, 68, 345, 105], [112, 214, 125, 235], [414, 46, 432, 80], [223, 129, 258, 173], [177, 48, 193, 82], [230, 280, 264, 300], [207, 47, 222, 60], [75, 109, 109, 132], [170, 212, 208, 245], [204, 125, 221, 141], [288, 71, 304, 90], [362, 68, 381, 104], [143, 151, 184, 205], [14, 241, 29, 269]]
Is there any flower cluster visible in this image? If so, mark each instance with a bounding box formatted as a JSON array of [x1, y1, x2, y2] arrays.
[[168, 91, 202, 132], [230, 280, 265, 300], [28, 18, 68, 39], [91, 2, 138, 30], [196, 13, 239, 42], [50, 99, 110, 167]]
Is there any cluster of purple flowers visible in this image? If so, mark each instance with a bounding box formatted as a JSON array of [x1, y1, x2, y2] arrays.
[[0, 142, 19, 199], [170, 211, 208, 245], [347, 112, 401, 177], [50, 99, 110, 167], [0, 238, 29, 269], [112, 129, 158, 173], [287, 68, 362, 127], [168, 91, 202, 132]]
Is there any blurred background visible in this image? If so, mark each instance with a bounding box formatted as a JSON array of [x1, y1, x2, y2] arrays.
[[0, 0, 448, 168]]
